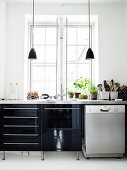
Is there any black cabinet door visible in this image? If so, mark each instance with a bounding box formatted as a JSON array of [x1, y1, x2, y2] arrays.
[[0, 105, 2, 151], [125, 105, 127, 154], [41, 104, 82, 151], [2, 104, 41, 151]]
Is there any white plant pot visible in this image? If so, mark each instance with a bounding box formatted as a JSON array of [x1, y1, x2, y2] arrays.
[[110, 91, 118, 100], [101, 91, 109, 100]]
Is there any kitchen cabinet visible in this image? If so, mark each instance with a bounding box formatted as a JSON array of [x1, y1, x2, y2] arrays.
[[2, 104, 41, 151], [125, 105, 127, 154], [0, 105, 2, 151], [41, 104, 82, 151], [0, 102, 126, 160]]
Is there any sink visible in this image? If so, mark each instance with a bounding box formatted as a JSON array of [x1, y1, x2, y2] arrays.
[[47, 99, 76, 101]]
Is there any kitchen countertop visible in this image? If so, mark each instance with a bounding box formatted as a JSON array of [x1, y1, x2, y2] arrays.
[[0, 99, 127, 105]]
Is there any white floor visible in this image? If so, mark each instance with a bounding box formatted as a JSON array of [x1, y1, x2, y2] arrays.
[[0, 151, 127, 170]]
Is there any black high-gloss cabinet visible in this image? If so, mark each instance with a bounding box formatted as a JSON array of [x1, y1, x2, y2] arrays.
[[0, 105, 2, 151], [2, 104, 41, 151], [41, 104, 82, 151], [125, 105, 127, 154]]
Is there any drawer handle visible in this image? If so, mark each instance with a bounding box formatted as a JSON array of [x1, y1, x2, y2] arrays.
[[4, 143, 39, 145], [4, 108, 39, 110], [4, 134, 39, 136], [44, 108, 79, 110], [4, 116, 39, 119], [4, 125, 39, 128]]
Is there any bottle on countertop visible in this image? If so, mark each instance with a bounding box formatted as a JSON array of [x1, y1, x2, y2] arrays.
[[9, 82, 19, 100]]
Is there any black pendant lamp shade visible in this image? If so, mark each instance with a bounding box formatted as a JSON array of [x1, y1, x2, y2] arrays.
[[86, 48, 94, 60], [28, 48, 37, 59]]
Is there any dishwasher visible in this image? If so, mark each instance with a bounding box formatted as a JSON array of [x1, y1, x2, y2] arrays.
[[82, 105, 125, 158]]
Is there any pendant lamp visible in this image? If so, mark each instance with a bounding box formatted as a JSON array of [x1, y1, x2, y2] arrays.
[[86, 0, 94, 60], [28, 0, 37, 59]]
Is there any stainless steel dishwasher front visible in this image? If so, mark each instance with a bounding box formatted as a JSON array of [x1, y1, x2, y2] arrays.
[[82, 105, 125, 158]]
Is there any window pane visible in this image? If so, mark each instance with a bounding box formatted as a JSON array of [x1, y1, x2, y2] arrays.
[[32, 82, 44, 96], [46, 27, 56, 45], [77, 27, 89, 45], [46, 46, 56, 63], [32, 65, 45, 81], [68, 28, 76, 45], [32, 83, 56, 96], [44, 82, 56, 96], [67, 64, 76, 82], [67, 46, 76, 63], [34, 27, 45, 45], [77, 64, 90, 78], [77, 46, 88, 63], [32, 46, 45, 63], [45, 65, 56, 82]]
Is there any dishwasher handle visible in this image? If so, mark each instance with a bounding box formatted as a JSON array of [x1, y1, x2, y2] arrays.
[[100, 108, 110, 112]]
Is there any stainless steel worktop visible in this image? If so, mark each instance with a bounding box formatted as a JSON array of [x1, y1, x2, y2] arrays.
[[0, 99, 127, 105]]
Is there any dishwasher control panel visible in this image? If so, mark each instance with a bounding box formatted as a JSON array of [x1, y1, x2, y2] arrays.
[[86, 105, 125, 113]]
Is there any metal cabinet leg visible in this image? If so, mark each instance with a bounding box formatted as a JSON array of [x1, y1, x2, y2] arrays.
[[28, 151, 30, 156], [77, 152, 80, 160], [2, 151, 5, 160], [41, 151, 45, 160]]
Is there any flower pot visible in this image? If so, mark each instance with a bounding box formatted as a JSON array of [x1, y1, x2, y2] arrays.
[[101, 91, 109, 100], [110, 91, 118, 100], [75, 92, 81, 98], [90, 92, 97, 100], [83, 95, 88, 99], [79, 94, 88, 99], [68, 93, 74, 99]]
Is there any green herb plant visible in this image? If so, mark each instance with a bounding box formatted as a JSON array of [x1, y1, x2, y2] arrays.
[[67, 89, 74, 95], [88, 83, 98, 94], [73, 77, 90, 95]]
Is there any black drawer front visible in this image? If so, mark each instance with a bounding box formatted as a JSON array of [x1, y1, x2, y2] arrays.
[[0, 109, 1, 151], [4, 127, 40, 134], [4, 135, 40, 143], [2, 104, 41, 151], [3, 135, 41, 151], [4, 118, 39, 125], [3, 143, 40, 151], [3, 107, 39, 117]]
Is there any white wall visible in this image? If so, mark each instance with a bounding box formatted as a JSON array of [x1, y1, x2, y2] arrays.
[[3, 2, 127, 99], [0, 0, 6, 99]]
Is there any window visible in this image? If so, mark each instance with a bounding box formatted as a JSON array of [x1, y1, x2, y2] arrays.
[[29, 17, 94, 98], [31, 26, 57, 96], [67, 26, 91, 90]]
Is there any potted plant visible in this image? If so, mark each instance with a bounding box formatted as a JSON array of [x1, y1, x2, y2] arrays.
[[88, 83, 98, 100], [67, 89, 74, 99], [73, 77, 90, 99], [73, 78, 81, 98]]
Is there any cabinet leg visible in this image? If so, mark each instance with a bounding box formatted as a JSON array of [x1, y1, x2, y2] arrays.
[[28, 151, 30, 156], [41, 151, 45, 160], [2, 151, 5, 160], [77, 152, 80, 160]]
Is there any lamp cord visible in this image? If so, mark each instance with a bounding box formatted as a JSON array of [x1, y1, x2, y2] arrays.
[[32, 0, 34, 48], [88, 0, 91, 49]]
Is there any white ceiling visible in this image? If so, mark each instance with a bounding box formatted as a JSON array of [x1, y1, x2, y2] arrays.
[[5, 0, 127, 4]]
